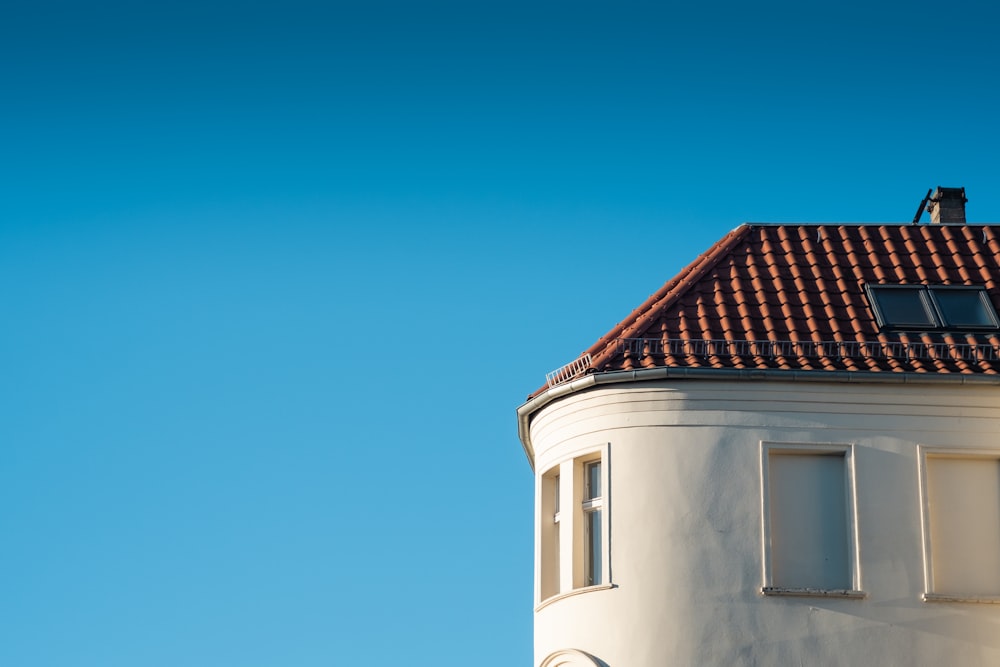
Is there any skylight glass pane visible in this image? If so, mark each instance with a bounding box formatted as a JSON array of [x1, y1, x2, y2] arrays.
[[931, 288, 998, 328], [869, 287, 935, 327]]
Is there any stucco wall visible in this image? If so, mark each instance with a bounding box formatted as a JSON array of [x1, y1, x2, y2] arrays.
[[528, 379, 1000, 666]]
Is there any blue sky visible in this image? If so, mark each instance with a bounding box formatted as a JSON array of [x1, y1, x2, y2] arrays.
[[3, 2, 1000, 665]]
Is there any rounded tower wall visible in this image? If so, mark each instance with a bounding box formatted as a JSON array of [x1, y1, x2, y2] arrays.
[[529, 379, 1000, 666]]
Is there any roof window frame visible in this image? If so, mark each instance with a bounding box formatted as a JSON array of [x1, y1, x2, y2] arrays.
[[865, 284, 1000, 331]]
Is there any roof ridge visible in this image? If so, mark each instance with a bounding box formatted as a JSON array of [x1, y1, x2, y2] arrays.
[[584, 224, 751, 371]]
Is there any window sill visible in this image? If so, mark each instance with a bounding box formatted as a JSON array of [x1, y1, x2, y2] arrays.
[[923, 593, 1000, 604], [762, 587, 866, 599], [535, 583, 615, 611]]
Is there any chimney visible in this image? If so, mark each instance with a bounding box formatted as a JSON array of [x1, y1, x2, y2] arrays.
[[926, 186, 967, 224]]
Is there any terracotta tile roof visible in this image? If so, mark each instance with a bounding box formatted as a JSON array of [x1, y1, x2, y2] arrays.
[[537, 223, 1000, 396]]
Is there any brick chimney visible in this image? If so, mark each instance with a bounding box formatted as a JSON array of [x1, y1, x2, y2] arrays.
[[926, 186, 967, 223]]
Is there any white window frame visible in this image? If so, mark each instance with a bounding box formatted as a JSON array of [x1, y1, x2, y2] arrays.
[[919, 447, 1000, 604], [581, 459, 603, 588], [539, 468, 561, 601], [760, 441, 864, 598], [535, 444, 612, 609]]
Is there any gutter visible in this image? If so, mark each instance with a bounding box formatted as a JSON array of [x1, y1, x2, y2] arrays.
[[515, 367, 1000, 470]]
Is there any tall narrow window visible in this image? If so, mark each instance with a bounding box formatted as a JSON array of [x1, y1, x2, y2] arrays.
[[536, 447, 611, 606], [539, 469, 561, 600], [761, 444, 862, 597], [553, 474, 561, 585], [583, 461, 603, 586]]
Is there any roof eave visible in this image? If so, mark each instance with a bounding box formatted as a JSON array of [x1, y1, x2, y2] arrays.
[[516, 366, 1000, 470]]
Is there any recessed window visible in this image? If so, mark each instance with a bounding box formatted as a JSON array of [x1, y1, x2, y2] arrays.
[[761, 443, 863, 597], [921, 451, 1000, 602], [583, 461, 603, 586], [537, 448, 611, 605], [867, 285, 999, 330], [540, 471, 560, 600]]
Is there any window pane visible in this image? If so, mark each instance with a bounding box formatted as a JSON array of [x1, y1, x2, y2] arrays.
[[586, 461, 601, 500], [931, 289, 998, 328], [554, 475, 560, 514], [586, 509, 602, 586], [869, 287, 936, 327]]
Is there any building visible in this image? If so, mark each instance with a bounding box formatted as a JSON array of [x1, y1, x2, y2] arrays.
[[517, 188, 1000, 666]]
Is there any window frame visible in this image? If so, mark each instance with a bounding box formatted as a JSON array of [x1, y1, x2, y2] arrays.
[[539, 468, 561, 601], [582, 460, 603, 587], [535, 444, 612, 608], [759, 441, 864, 598], [866, 284, 1000, 331], [918, 447, 1000, 604]]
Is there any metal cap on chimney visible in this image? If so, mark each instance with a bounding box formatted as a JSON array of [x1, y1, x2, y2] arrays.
[[926, 186, 967, 224]]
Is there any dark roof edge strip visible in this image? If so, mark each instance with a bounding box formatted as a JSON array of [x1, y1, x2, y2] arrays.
[[741, 222, 1000, 227]]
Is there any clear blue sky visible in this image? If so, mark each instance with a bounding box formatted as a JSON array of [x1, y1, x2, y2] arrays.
[[3, 1, 1000, 665]]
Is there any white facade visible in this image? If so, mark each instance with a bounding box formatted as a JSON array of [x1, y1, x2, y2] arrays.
[[520, 374, 1000, 666]]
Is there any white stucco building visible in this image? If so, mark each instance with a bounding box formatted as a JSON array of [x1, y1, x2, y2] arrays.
[[518, 189, 1000, 666]]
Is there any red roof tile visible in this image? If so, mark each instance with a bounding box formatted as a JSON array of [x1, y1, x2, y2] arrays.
[[536, 223, 1000, 396]]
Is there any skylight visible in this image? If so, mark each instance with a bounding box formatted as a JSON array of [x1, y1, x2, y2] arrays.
[[866, 285, 1000, 330], [934, 289, 998, 328]]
